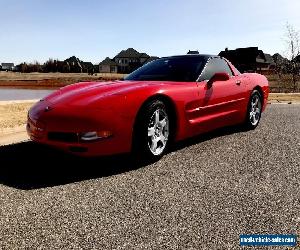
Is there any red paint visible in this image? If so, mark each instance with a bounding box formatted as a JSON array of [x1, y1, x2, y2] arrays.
[[27, 63, 269, 156]]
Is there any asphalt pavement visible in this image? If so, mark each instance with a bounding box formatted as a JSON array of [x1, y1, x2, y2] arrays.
[[0, 104, 299, 249]]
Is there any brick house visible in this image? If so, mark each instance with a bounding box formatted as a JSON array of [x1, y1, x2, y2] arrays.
[[143, 56, 159, 64], [114, 48, 147, 73], [64, 56, 83, 73], [219, 47, 275, 73], [99, 57, 118, 73], [1, 63, 14, 71], [99, 48, 159, 74], [81, 61, 94, 74]]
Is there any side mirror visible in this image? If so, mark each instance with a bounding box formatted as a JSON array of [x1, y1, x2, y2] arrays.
[[207, 72, 230, 86]]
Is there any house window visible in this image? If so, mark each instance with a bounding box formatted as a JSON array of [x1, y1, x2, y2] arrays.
[[99, 66, 102, 71]]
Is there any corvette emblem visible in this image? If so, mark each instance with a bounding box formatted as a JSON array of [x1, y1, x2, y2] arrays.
[[44, 106, 52, 112]]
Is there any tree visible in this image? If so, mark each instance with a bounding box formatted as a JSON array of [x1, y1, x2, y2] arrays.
[[284, 23, 300, 91]]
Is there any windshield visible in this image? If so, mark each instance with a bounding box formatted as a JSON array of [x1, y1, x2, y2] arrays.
[[124, 56, 207, 82]]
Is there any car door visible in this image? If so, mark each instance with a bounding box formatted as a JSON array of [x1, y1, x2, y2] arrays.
[[192, 57, 247, 132]]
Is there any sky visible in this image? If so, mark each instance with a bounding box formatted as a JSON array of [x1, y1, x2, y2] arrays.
[[1, 0, 300, 64]]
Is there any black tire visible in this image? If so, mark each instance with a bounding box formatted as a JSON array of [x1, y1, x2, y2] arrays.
[[132, 99, 171, 163], [243, 90, 262, 130]]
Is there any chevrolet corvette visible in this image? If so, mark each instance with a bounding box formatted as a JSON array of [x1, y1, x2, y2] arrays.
[[27, 55, 269, 160]]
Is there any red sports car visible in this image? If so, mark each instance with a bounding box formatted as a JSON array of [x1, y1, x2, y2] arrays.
[[27, 55, 269, 160]]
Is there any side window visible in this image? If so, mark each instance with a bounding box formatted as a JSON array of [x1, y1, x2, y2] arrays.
[[199, 58, 233, 81], [199, 59, 216, 81], [221, 60, 234, 76]]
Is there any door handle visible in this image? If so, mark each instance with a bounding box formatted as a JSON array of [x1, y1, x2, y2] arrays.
[[236, 80, 241, 86]]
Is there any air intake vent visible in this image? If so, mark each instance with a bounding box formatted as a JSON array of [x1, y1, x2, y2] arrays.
[[48, 132, 78, 143]]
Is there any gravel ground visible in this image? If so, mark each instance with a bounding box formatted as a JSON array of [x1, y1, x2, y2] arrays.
[[0, 104, 299, 249]]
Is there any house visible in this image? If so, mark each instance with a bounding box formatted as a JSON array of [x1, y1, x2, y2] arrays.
[[143, 56, 159, 64], [139, 53, 150, 64], [273, 53, 290, 66], [63, 56, 95, 73], [219, 47, 274, 73], [187, 50, 199, 54], [272, 53, 290, 74], [64, 56, 83, 73], [99, 57, 118, 73], [1, 63, 14, 71], [113, 48, 158, 73], [56, 60, 70, 73], [93, 64, 100, 73], [261, 53, 276, 73], [99, 48, 159, 74], [81, 61, 94, 74], [43, 59, 70, 73], [114, 48, 144, 73]]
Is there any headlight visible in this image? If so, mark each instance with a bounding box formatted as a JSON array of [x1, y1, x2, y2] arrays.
[[80, 131, 112, 141]]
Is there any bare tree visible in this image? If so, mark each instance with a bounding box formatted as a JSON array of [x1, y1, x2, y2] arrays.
[[284, 23, 300, 91]]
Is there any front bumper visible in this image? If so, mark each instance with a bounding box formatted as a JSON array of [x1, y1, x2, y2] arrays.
[[27, 122, 130, 156], [27, 102, 133, 157]]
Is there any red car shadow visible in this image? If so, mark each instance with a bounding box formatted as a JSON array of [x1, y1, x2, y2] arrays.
[[0, 125, 243, 190]]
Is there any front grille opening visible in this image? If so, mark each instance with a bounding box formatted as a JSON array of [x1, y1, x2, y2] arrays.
[[48, 132, 78, 143]]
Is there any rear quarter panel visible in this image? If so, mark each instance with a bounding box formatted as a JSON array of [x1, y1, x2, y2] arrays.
[[243, 73, 269, 111]]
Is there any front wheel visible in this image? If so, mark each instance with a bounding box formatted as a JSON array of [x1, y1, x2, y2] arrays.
[[243, 90, 262, 130], [133, 99, 170, 162]]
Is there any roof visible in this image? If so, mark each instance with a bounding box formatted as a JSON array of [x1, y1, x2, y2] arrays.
[[99, 57, 118, 66], [264, 53, 275, 65], [161, 54, 215, 60], [143, 56, 159, 64], [81, 61, 94, 68], [219, 47, 268, 64], [272, 53, 290, 64], [64, 56, 80, 63], [139, 52, 150, 58], [115, 48, 142, 58], [187, 50, 199, 54], [1, 63, 14, 67]]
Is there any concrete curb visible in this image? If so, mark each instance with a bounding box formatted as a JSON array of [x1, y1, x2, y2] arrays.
[[268, 102, 300, 105]]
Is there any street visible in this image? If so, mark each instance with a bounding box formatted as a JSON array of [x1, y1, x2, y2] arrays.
[[0, 104, 299, 249]]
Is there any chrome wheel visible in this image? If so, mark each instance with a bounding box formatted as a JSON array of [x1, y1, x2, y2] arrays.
[[147, 108, 169, 156], [249, 94, 262, 126]]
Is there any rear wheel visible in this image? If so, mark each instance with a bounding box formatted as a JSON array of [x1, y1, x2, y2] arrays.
[[244, 90, 262, 130], [133, 99, 170, 162]]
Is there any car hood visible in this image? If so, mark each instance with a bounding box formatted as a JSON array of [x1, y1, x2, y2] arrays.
[[44, 80, 154, 107]]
